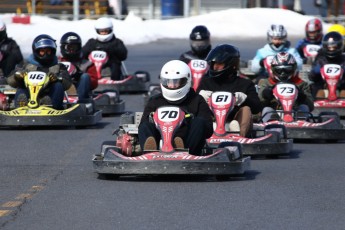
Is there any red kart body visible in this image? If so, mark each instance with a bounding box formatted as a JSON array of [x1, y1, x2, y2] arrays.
[[86, 51, 125, 114], [88, 50, 150, 94], [303, 44, 321, 61], [188, 59, 208, 91], [207, 91, 292, 156], [92, 106, 250, 177], [254, 82, 345, 141], [313, 64, 345, 117]]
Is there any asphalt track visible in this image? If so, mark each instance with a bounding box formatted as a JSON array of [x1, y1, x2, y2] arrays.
[[1, 38, 345, 230]]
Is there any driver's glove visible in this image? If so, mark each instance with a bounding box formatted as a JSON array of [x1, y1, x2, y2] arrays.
[[48, 72, 62, 83], [14, 71, 26, 81], [199, 90, 213, 102], [234, 92, 247, 106]]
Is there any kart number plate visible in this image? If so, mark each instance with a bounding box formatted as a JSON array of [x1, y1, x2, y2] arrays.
[[90, 51, 107, 61], [157, 107, 180, 122], [190, 60, 208, 71], [322, 64, 343, 78], [211, 92, 233, 105], [304, 44, 320, 56], [275, 83, 296, 96], [27, 71, 47, 85]]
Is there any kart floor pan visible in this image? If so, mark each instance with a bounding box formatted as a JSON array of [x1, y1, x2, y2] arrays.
[[240, 140, 293, 156], [313, 107, 345, 118], [92, 145, 250, 176], [92, 155, 250, 176], [0, 108, 102, 127], [287, 127, 345, 140]]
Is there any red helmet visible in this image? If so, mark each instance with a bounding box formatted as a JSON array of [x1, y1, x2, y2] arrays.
[[305, 18, 323, 43]]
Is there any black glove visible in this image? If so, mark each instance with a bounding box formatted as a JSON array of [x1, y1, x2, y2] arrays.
[[296, 87, 306, 103], [262, 87, 274, 100], [259, 59, 264, 67], [0, 44, 9, 57], [48, 72, 61, 83]]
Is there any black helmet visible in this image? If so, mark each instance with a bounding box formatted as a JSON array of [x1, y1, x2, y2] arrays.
[[271, 52, 297, 82], [322, 31, 344, 59], [205, 44, 240, 78], [32, 34, 57, 65], [189, 25, 211, 57], [60, 32, 82, 61]]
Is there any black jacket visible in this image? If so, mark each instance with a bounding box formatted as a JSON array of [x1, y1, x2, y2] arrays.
[[0, 37, 23, 77], [141, 89, 213, 139], [179, 48, 210, 64], [82, 35, 127, 65], [197, 73, 263, 118]]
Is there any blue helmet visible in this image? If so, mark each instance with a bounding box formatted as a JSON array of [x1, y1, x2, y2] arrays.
[[32, 34, 57, 65]]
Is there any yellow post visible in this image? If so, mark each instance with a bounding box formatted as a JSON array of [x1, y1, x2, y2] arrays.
[[26, 0, 32, 14], [94, 1, 100, 15]]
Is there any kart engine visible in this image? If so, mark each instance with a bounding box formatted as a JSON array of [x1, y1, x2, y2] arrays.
[[115, 128, 141, 156], [0, 93, 9, 110]]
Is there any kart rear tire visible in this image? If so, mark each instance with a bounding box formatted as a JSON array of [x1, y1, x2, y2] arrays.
[[98, 173, 120, 180], [135, 70, 150, 82], [215, 175, 230, 181], [318, 111, 340, 123]]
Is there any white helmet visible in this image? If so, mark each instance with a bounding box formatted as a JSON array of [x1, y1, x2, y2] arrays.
[[94, 17, 114, 42], [160, 60, 191, 102]]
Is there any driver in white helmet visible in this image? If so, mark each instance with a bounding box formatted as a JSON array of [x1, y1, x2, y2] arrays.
[[138, 60, 213, 156], [82, 17, 127, 80]]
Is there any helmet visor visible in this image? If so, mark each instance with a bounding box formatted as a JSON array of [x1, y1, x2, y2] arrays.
[[191, 40, 210, 51], [34, 38, 56, 49], [96, 29, 112, 35], [37, 48, 53, 57], [63, 43, 80, 53], [272, 65, 295, 77], [161, 77, 188, 90]]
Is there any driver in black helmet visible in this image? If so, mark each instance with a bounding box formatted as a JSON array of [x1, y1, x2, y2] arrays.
[[309, 31, 345, 99], [59, 32, 95, 101], [179, 25, 212, 64], [196, 44, 262, 137], [7, 34, 72, 109]]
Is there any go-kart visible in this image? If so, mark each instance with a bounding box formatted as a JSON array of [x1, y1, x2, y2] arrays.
[[312, 64, 345, 117], [207, 91, 293, 157], [61, 59, 125, 115], [89, 50, 150, 94], [92, 106, 250, 177], [254, 82, 345, 141], [143, 59, 209, 105], [299, 44, 321, 84], [0, 71, 102, 127]]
